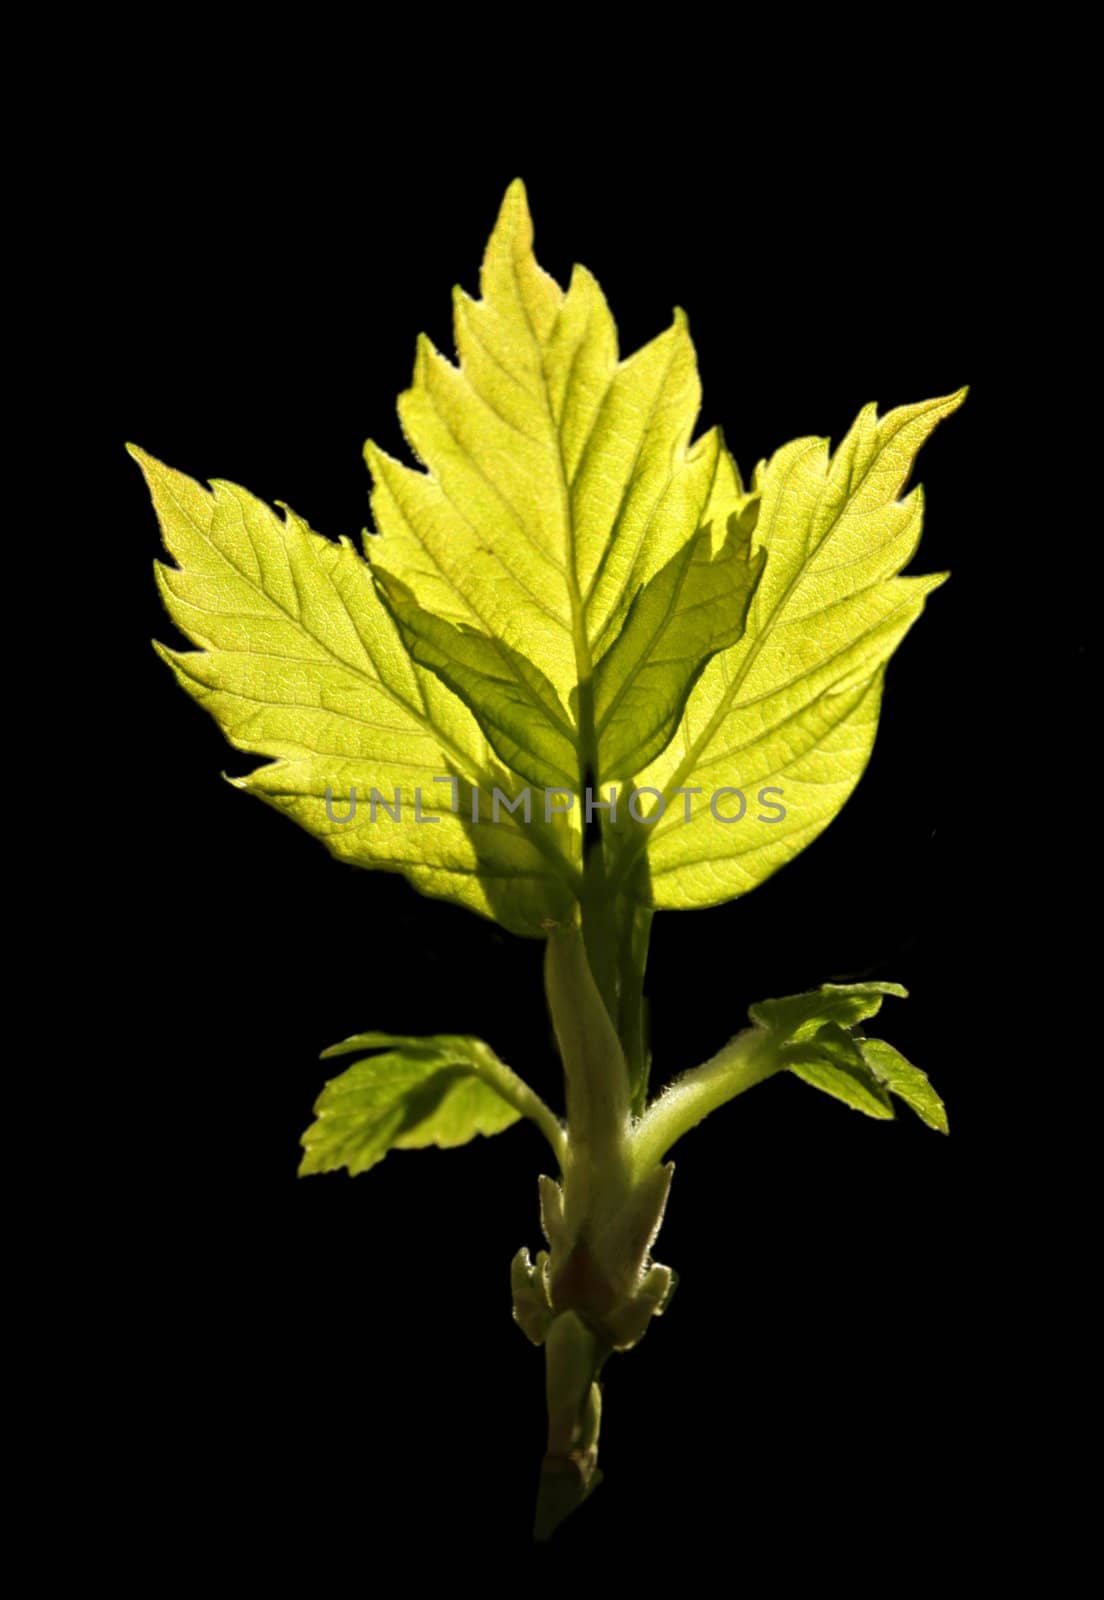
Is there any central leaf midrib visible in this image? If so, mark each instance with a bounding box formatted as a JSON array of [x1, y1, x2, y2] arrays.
[[578, 335, 685, 621], [509, 264, 595, 799]]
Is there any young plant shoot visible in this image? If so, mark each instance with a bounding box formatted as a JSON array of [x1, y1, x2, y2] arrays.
[[135, 180, 959, 1539]]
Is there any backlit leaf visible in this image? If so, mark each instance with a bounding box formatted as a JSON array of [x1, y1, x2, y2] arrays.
[[135, 448, 577, 937], [300, 1033, 533, 1176], [617, 391, 964, 907]]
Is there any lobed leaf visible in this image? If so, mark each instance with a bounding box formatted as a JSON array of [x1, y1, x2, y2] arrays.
[[621, 391, 965, 907], [300, 1033, 533, 1176], [138, 180, 963, 939], [364, 180, 764, 812], [135, 448, 577, 937]]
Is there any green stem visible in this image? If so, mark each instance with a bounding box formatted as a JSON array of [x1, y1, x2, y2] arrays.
[[630, 1025, 783, 1177], [471, 1041, 566, 1166], [619, 902, 653, 1116], [534, 1311, 605, 1540], [544, 927, 631, 1185], [579, 834, 620, 1025]]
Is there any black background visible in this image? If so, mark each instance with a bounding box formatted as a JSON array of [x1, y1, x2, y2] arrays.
[[75, 88, 1064, 1581]]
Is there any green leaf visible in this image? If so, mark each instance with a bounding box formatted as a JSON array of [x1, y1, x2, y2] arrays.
[[590, 491, 765, 781], [749, 980, 907, 1039], [365, 178, 763, 801], [859, 1036, 948, 1133], [134, 448, 578, 938], [783, 1022, 894, 1120], [372, 571, 579, 791], [614, 388, 966, 908], [138, 182, 963, 943], [300, 1032, 558, 1176], [312, 1030, 565, 1164], [632, 980, 945, 1166]]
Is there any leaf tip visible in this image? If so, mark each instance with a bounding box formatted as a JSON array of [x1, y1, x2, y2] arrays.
[[923, 386, 969, 426], [126, 441, 157, 478], [363, 437, 394, 480], [151, 637, 182, 673], [492, 176, 533, 241], [297, 1145, 325, 1177]]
